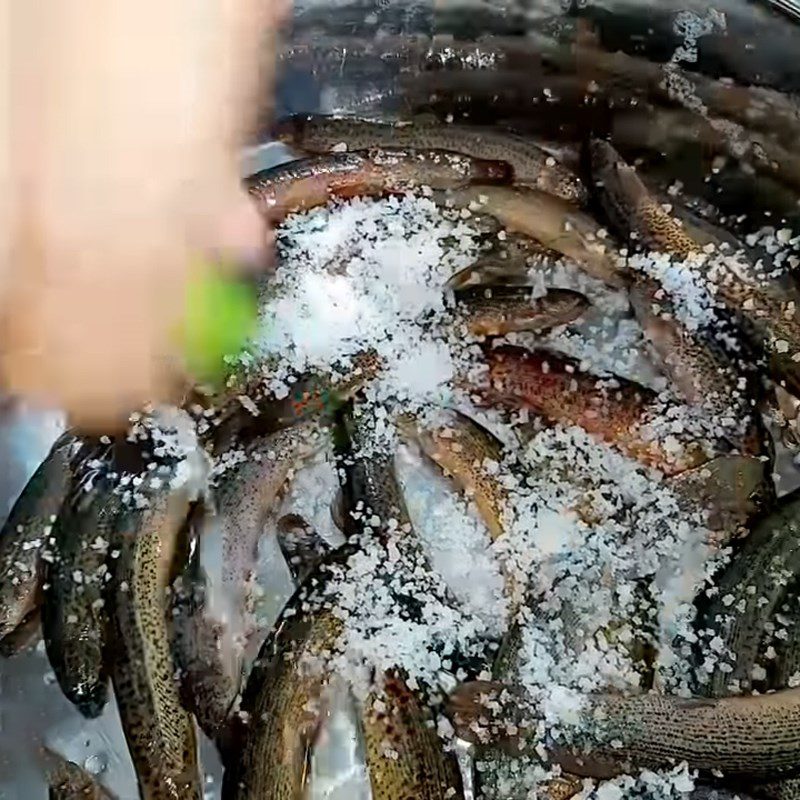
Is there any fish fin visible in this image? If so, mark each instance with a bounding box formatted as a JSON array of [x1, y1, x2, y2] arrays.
[[277, 514, 331, 584], [330, 487, 346, 535], [298, 691, 329, 793]]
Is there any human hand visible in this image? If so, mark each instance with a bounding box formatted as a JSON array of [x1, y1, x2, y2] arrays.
[[0, 0, 286, 431]]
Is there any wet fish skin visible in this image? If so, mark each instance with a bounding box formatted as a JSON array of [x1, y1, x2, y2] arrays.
[[628, 277, 759, 446], [46, 750, 117, 800], [448, 680, 800, 779], [42, 479, 117, 718], [247, 149, 512, 224], [445, 233, 561, 291], [478, 345, 707, 475], [203, 350, 383, 455], [336, 407, 417, 545], [222, 564, 347, 799], [397, 409, 508, 541], [668, 455, 773, 548], [590, 139, 800, 398], [454, 285, 589, 337], [694, 489, 800, 698], [438, 186, 624, 288], [109, 475, 201, 800], [275, 113, 587, 203], [362, 671, 464, 800], [589, 138, 701, 258], [211, 420, 323, 642], [553, 689, 800, 780], [0, 431, 82, 640], [276, 514, 332, 585], [170, 502, 240, 748], [589, 140, 758, 434]]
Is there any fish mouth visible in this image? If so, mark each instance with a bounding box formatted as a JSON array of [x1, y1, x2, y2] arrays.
[[71, 682, 109, 720]]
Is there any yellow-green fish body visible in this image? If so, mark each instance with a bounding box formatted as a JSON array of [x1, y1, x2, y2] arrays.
[[222, 569, 346, 799], [398, 410, 508, 541], [0, 432, 82, 639], [362, 671, 464, 800], [275, 114, 586, 202], [42, 477, 118, 718], [109, 474, 201, 800]]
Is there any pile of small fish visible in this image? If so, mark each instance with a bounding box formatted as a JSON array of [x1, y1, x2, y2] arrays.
[[5, 105, 800, 800]]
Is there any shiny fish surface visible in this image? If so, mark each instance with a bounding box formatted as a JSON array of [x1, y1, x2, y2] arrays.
[[695, 490, 800, 698], [275, 113, 586, 202], [449, 680, 800, 779], [590, 139, 800, 396], [440, 186, 624, 287], [206, 420, 322, 678], [0, 432, 81, 639], [42, 478, 118, 718], [222, 569, 345, 799], [247, 149, 512, 224], [109, 476, 201, 800], [171, 502, 240, 747], [362, 671, 464, 800], [478, 345, 707, 475], [590, 140, 756, 437], [397, 409, 508, 541], [454, 285, 589, 337]]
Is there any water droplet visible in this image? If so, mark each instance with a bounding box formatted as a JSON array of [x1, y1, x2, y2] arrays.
[[84, 753, 107, 775]]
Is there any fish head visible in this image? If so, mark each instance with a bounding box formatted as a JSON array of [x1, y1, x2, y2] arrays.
[[588, 138, 622, 177], [588, 139, 641, 199], [272, 114, 310, 146], [535, 289, 590, 329]]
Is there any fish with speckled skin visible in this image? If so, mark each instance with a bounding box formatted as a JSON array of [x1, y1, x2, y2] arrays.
[[247, 149, 512, 224], [455, 285, 589, 337], [221, 546, 350, 800], [436, 185, 624, 288], [109, 471, 201, 800], [589, 139, 761, 448], [42, 475, 118, 718], [45, 749, 117, 800], [448, 679, 800, 780], [589, 139, 700, 259], [0, 431, 82, 641], [476, 345, 709, 476], [668, 454, 772, 548], [275, 114, 587, 203], [590, 138, 800, 397], [361, 670, 464, 800], [694, 488, 800, 699], [204, 420, 323, 680], [226, 405, 469, 799], [170, 501, 240, 749], [397, 409, 508, 541]]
